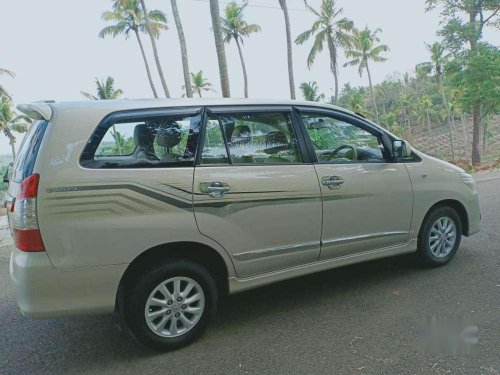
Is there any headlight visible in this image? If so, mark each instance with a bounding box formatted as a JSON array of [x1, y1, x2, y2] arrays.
[[460, 172, 476, 190]]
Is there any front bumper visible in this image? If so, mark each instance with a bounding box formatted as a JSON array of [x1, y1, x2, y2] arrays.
[[10, 248, 127, 318], [465, 191, 481, 236]]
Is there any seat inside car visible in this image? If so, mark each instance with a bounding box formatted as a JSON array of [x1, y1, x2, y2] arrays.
[[155, 121, 182, 162], [133, 123, 158, 161]]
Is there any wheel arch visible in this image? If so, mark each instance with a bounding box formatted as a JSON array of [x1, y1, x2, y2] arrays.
[[116, 241, 231, 311], [422, 199, 469, 236]]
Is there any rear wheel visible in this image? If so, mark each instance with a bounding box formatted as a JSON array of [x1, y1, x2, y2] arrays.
[[418, 206, 462, 267], [121, 259, 217, 350]]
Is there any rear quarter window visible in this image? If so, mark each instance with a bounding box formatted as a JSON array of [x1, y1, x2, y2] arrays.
[[11, 120, 47, 183]]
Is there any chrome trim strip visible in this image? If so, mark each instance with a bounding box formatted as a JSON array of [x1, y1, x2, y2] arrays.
[[321, 231, 408, 247], [233, 241, 320, 261]]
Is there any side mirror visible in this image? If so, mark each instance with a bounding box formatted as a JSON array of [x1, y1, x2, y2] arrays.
[[392, 140, 412, 159], [3, 162, 13, 184]]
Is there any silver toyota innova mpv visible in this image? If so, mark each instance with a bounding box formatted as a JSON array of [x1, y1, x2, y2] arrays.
[[5, 98, 480, 349]]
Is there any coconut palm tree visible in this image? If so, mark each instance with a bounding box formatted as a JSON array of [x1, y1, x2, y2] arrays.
[[221, 1, 261, 98], [170, 0, 193, 98], [209, 0, 231, 97], [295, 0, 354, 103], [99, 0, 166, 98], [424, 42, 456, 159], [300, 81, 325, 102], [399, 92, 415, 140], [184, 71, 216, 98], [278, 0, 296, 99], [348, 91, 370, 117], [0, 68, 15, 100], [0, 96, 31, 161], [343, 26, 389, 123], [417, 95, 437, 155], [81, 77, 124, 154], [139, 0, 170, 97]]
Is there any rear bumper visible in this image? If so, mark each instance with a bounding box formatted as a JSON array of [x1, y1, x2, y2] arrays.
[[9, 248, 127, 318]]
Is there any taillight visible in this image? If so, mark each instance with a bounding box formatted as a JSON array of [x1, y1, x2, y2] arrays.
[[11, 174, 45, 252]]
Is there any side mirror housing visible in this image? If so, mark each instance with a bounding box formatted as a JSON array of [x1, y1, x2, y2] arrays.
[[392, 140, 412, 159]]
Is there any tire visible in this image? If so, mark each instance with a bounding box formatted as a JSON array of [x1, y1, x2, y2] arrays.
[[417, 206, 462, 267], [120, 259, 218, 350]]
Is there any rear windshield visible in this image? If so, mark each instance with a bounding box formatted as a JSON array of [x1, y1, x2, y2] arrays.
[[11, 120, 48, 182]]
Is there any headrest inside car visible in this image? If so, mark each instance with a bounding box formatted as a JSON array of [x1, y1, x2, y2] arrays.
[[133, 124, 156, 147], [156, 122, 182, 149]]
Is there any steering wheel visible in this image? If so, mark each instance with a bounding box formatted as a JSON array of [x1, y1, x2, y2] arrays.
[[326, 145, 358, 161]]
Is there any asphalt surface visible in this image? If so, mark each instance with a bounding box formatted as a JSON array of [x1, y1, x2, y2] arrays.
[[0, 173, 499, 375]]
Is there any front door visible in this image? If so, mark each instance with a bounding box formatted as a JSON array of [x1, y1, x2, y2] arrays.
[[193, 107, 322, 278], [297, 108, 413, 260]]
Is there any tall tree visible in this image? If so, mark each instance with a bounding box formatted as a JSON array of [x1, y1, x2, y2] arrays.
[[296, 0, 354, 103], [0, 96, 30, 161], [426, 0, 499, 164], [300, 81, 325, 102], [81, 77, 124, 154], [424, 42, 456, 159], [417, 95, 437, 155], [184, 71, 216, 97], [139, 0, 170, 98], [0, 68, 15, 100], [221, 1, 261, 98], [209, 0, 231, 97], [343, 26, 389, 123], [278, 0, 296, 99], [170, 0, 193, 98], [99, 0, 166, 98]]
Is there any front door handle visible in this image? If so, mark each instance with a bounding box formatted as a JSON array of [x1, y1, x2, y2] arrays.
[[199, 181, 230, 198], [321, 176, 344, 190]]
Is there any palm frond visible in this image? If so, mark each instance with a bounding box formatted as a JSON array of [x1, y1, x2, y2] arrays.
[[307, 29, 326, 68], [81, 91, 98, 100], [0, 68, 15, 78]]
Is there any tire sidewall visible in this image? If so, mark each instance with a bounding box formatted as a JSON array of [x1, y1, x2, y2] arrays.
[[418, 206, 462, 266], [122, 259, 217, 350]]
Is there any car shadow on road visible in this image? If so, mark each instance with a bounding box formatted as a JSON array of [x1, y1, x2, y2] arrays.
[[0, 253, 426, 374]]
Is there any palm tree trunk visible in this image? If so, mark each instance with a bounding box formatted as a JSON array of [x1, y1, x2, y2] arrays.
[[438, 75, 455, 160], [171, 0, 193, 98], [235, 39, 248, 98], [278, 0, 296, 100], [112, 125, 123, 155], [426, 110, 436, 155], [471, 100, 481, 165], [326, 34, 338, 103], [406, 116, 412, 141], [134, 29, 158, 98], [6, 130, 16, 161], [365, 63, 379, 123], [209, 0, 231, 98], [139, 0, 170, 98], [461, 113, 468, 157]]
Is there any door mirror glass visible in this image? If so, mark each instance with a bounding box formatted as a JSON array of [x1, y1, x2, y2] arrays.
[[3, 162, 13, 184], [392, 140, 412, 159]]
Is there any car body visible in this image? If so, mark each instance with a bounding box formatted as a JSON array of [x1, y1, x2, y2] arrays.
[[5, 98, 480, 348]]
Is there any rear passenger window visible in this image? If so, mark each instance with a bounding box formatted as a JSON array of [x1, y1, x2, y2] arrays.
[[81, 112, 201, 169], [202, 112, 301, 165]]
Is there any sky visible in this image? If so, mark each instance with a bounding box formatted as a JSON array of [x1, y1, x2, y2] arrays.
[[1, 0, 499, 155]]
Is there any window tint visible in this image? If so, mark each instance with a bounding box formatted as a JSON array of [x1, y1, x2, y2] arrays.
[[201, 119, 229, 164], [204, 112, 301, 164], [301, 114, 386, 163], [11, 120, 47, 182], [81, 112, 201, 169]]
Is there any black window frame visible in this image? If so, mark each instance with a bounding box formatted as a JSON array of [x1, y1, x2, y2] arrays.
[[294, 106, 399, 164], [80, 106, 203, 169], [196, 105, 313, 166]]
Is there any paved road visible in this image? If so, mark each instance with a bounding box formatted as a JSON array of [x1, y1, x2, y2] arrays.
[[0, 175, 499, 375]]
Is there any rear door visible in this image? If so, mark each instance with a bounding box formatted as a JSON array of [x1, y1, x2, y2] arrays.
[[296, 107, 413, 260], [193, 106, 322, 278]]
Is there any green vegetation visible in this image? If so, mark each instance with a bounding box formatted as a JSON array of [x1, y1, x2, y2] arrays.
[[184, 71, 216, 98]]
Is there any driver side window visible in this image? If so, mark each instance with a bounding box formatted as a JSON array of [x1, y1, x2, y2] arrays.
[[301, 113, 386, 163]]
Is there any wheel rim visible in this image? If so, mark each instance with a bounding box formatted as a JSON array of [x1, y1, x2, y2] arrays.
[[428, 216, 457, 258], [145, 276, 205, 338]]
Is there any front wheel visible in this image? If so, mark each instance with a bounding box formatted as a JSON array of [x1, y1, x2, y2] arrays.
[[120, 259, 218, 350], [417, 206, 462, 267]]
